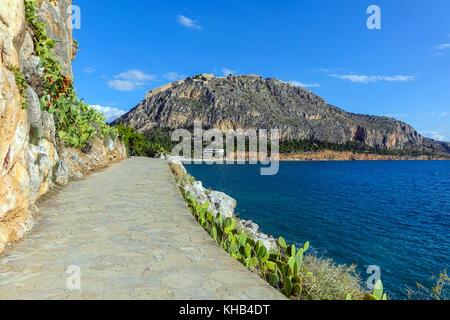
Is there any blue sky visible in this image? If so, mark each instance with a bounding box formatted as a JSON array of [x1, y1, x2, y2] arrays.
[[72, 0, 450, 141]]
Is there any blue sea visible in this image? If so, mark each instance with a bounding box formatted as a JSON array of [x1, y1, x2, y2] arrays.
[[185, 161, 450, 300]]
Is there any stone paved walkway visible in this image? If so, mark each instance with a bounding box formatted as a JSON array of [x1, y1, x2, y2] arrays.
[[0, 157, 285, 300]]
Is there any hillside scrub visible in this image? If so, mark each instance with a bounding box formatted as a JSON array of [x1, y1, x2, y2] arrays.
[[112, 123, 444, 158], [278, 139, 440, 157], [115, 124, 169, 157]]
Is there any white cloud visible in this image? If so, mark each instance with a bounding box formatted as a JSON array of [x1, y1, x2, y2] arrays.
[[421, 130, 446, 142], [177, 15, 202, 30], [330, 73, 416, 83], [90, 105, 126, 123], [164, 72, 186, 81], [83, 66, 95, 74], [108, 69, 155, 92], [440, 112, 449, 117], [114, 69, 155, 82], [222, 67, 236, 76], [436, 43, 450, 50], [319, 67, 343, 73], [108, 80, 136, 92], [290, 81, 320, 88]]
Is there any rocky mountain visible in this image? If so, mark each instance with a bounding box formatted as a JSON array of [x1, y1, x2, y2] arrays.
[[113, 74, 450, 155]]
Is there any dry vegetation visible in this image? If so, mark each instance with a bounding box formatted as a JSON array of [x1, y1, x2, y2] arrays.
[[300, 255, 366, 300]]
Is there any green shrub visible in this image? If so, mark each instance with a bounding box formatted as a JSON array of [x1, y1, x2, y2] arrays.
[[115, 124, 168, 157], [143, 128, 176, 153], [24, 0, 117, 149], [278, 138, 436, 157]]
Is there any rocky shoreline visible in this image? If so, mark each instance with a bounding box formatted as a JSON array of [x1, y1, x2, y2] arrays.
[[168, 150, 450, 164], [166, 156, 278, 251], [279, 150, 450, 161]]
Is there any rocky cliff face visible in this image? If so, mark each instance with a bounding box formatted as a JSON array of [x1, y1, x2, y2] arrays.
[[114, 74, 450, 155], [0, 0, 126, 253]]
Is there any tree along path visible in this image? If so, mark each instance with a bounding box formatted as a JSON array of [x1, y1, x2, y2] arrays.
[[0, 157, 285, 300]]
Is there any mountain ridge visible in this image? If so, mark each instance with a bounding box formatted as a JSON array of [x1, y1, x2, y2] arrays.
[[112, 74, 450, 156]]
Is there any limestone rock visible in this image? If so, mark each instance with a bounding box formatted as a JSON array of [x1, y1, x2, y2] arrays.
[[106, 138, 115, 152], [0, 0, 30, 253], [184, 181, 209, 204], [25, 87, 42, 144], [19, 31, 34, 64], [207, 190, 237, 218], [182, 180, 237, 219], [240, 220, 277, 251], [41, 110, 56, 142], [36, 0, 73, 77], [167, 156, 186, 173], [74, 172, 83, 180], [241, 220, 259, 234], [28, 143, 53, 202], [54, 159, 69, 186], [21, 55, 43, 92], [0, 0, 25, 66]]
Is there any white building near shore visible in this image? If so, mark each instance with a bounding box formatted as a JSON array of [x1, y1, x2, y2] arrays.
[[203, 149, 225, 159]]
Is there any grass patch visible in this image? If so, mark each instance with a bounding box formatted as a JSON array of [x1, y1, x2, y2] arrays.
[[169, 162, 195, 186]]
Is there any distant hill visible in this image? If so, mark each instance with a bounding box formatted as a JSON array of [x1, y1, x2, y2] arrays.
[[112, 74, 450, 156]]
